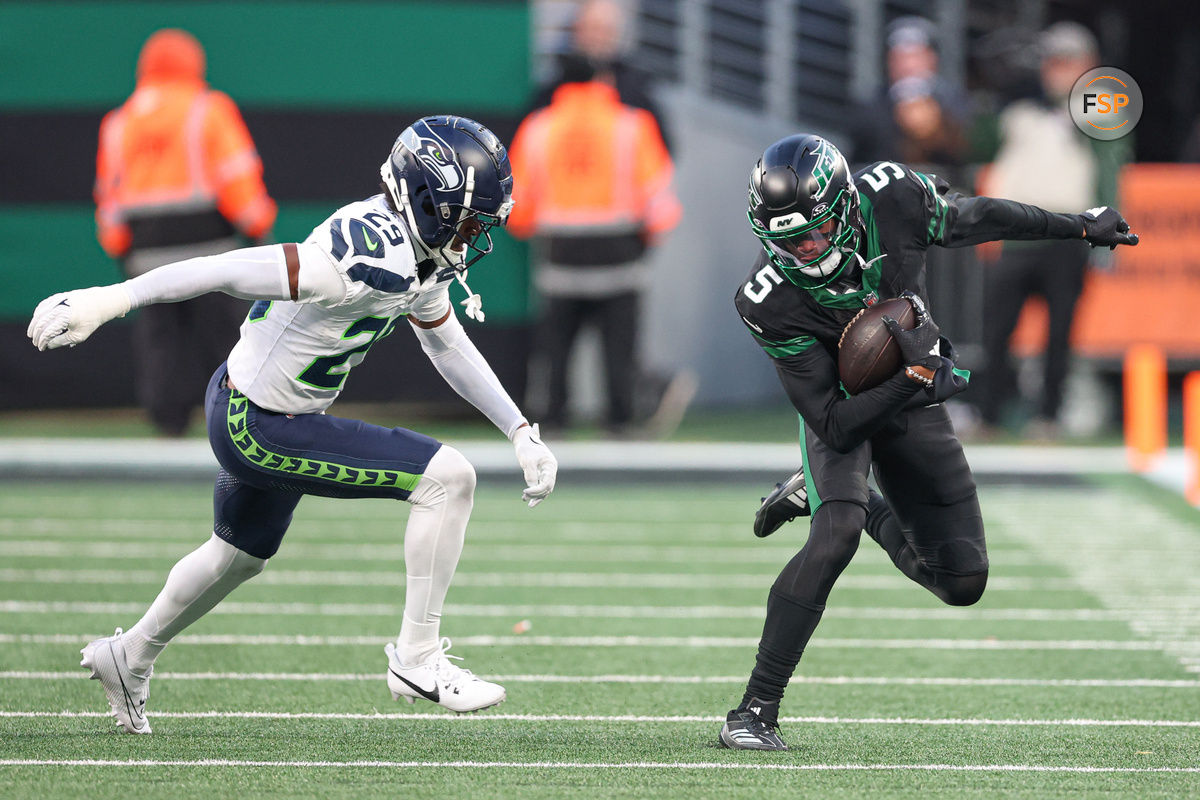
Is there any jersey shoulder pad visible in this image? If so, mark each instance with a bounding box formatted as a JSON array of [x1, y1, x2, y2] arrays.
[[309, 197, 418, 294], [854, 161, 952, 245]]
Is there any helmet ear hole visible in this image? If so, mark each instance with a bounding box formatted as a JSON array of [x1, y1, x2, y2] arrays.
[[413, 186, 434, 216]]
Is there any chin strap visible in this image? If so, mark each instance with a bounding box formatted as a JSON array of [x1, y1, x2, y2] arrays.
[[856, 251, 887, 271], [455, 270, 485, 322]]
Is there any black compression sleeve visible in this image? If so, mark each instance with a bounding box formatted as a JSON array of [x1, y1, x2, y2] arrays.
[[944, 194, 1083, 247], [774, 347, 921, 454]]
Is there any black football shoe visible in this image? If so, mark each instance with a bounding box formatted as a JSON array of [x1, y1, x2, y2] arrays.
[[753, 468, 810, 538], [718, 698, 788, 751]]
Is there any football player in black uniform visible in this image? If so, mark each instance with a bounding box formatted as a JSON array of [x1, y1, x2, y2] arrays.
[[719, 134, 1138, 751]]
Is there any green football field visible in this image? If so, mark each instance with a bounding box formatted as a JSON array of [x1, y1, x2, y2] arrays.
[[1, 476, 1198, 798]]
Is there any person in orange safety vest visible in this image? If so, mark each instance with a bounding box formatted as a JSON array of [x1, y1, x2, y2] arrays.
[[508, 2, 683, 435], [95, 28, 276, 436]]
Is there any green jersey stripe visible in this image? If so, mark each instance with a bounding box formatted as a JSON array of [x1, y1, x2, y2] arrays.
[[915, 172, 949, 244], [760, 338, 818, 358]]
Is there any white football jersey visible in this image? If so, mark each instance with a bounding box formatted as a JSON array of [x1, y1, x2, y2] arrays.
[[227, 194, 455, 414]]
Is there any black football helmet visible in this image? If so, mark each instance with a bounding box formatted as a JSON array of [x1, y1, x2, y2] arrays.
[[747, 134, 862, 288], [381, 115, 514, 271]]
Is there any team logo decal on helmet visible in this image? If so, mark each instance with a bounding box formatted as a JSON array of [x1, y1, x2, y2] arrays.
[[747, 134, 862, 289], [809, 140, 837, 199], [401, 127, 465, 193]]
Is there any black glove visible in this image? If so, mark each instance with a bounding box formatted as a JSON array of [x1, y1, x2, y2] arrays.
[[882, 293, 942, 371], [1081, 207, 1138, 249], [937, 335, 958, 365], [903, 355, 969, 409]]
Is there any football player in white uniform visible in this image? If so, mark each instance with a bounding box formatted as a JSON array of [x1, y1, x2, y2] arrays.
[[27, 115, 557, 732]]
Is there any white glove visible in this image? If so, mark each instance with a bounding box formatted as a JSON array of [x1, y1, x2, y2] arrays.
[[512, 423, 557, 507], [27, 285, 132, 351]]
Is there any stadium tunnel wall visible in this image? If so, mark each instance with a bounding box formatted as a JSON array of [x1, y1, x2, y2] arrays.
[[0, 1, 533, 411]]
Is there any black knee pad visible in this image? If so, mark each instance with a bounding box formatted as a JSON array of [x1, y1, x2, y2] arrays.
[[935, 570, 988, 606]]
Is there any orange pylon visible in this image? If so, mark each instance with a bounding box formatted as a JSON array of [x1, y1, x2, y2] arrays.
[[1124, 345, 1166, 472], [1184, 373, 1200, 505]]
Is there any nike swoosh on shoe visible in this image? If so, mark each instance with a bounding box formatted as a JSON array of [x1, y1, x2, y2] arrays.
[[390, 668, 440, 703], [110, 640, 146, 725]]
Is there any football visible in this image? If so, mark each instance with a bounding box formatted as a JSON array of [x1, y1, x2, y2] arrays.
[[837, 297, 917, 395]]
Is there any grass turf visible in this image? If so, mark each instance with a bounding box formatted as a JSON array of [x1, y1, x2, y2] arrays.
[[1, 477, 1198, 798]]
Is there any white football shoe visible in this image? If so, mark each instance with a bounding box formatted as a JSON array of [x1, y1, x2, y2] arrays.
[[385, 637, 506, 713], [79, 628, 152, 734]]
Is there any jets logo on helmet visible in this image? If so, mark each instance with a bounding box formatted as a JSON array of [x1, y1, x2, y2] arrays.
[[746, 134, 863, 289], [809, 140, 837, 199]]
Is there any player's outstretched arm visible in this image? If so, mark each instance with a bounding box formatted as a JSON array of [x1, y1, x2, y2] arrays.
[[27, 243, 344, 351], [940, 194, 1139, 249], [409, 308, 558, 506]]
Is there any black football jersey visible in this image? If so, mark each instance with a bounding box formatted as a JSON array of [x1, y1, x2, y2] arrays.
[[734, 160, 1084, 453]]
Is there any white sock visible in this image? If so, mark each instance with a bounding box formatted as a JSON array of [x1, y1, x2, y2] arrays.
[[395, 445, 474, 666], [120, 534, 267, 675]]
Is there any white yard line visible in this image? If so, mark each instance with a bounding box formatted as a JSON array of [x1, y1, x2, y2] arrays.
[[0, 567, 1084, 592], [0, 758, 1194, 773], [0, 711, 1198, 728], [0, 600, 1149, 622], [990, 487, 1200, 673], [2, 671, 1196, 688], [0, 632, 1185, 651]]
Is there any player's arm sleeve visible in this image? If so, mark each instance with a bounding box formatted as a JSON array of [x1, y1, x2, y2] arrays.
[[940, 193, 1084, 247], [901, 169, 1083, 248], [409, 308, 529, 440], [121, 242, 346, 309], [772, 347, 922, 454]]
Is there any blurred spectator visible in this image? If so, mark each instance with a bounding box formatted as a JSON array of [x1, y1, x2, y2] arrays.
[[508, 0, 687, 437], [95, 28, 276, 436], [848, 16, 969, 171], [975, 22, 1130, 439], [531, 0, 671, 153]]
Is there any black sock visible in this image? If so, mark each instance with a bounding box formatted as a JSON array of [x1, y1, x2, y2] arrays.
[[742, 589, 825, 705]]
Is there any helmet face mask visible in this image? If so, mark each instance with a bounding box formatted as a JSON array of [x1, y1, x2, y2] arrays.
[[381, 115, 514, 271], [747, 135, 861, 288]]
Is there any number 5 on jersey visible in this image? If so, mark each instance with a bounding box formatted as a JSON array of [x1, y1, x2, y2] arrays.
[[745, 265, 783, 303]]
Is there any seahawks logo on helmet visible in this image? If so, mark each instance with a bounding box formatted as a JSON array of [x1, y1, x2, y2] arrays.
[[399, 128, 464, 192]]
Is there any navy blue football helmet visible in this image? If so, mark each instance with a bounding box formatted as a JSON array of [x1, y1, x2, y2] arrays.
[[747, 134, 862, 288], [381, 115, 514, 270]]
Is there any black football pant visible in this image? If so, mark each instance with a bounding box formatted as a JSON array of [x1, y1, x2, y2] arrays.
[[743, 403, 987, 705]]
